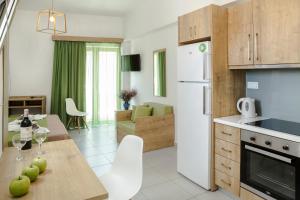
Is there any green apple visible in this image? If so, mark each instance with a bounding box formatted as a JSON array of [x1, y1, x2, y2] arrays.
[[32, 157, 47, 174], [22, 164, 39, 182], [9, 175, 30, 197]]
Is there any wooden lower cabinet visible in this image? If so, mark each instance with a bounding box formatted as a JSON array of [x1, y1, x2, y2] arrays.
[[215, 123, 241, 145], [240, 188, 264, 200], [215, 170, 240, 196], [215, 138, 240, 163], [214, 123, 241, 197], [215, 154, 240, 179]]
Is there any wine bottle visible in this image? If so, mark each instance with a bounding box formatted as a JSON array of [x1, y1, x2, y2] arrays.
[[20, 109, 32, 150]]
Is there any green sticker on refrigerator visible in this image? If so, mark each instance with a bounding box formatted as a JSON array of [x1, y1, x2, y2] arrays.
[[198, 43, 207, 53]]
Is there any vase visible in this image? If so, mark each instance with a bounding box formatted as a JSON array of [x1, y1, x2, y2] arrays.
[[123, 101, 130, 110]]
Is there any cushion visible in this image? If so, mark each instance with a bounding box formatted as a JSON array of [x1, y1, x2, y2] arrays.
[[131, 105, 136, 121], [144, 102, 173, 116], [131, 105, 149, 121], [117, 121, 136, 134], [133, 106, 153, 122]]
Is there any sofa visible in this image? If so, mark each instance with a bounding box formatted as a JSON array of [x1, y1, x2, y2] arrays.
[[116, 102, 175, 152]]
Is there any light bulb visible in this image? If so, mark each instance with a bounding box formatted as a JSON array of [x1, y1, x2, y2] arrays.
[[49, 15, 55, 22]]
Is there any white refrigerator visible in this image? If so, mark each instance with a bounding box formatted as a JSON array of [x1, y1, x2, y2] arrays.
[[177, 41, 212, 190]]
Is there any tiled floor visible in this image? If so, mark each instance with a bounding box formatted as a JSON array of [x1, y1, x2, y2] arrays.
[[69, 124, 237, 200]]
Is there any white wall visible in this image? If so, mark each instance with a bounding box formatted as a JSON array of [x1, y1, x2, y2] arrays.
[[120, 40, 131, 90], [130, 23, 178, 107], [124, 0, 178, 39], [125, 0, 236, 39], [9, 10, 124, 113], [177, 0, 235, 16]]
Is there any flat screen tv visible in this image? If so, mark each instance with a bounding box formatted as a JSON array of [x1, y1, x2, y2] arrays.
[[121, 54, 141, 72]]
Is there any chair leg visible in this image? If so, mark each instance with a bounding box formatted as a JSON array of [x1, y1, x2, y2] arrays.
[[66, 117, 72, 130], [81, 117, 89, 130], [77, 116, 80, 133], [72, 116, 77, 129]]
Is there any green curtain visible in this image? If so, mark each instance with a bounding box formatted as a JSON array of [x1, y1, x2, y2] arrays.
[[50, 41, 86, 125], [154, 51, 166, 97], [86, 43, 121, 125]]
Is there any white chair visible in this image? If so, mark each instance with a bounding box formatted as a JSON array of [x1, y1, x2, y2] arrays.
[[65, 98, 88, 132], [100, 135, 144, 200]]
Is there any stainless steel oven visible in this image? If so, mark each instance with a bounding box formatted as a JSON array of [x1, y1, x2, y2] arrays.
[[241, 130, 300, 200]]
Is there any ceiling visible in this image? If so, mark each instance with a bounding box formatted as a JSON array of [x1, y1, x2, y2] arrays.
[[17, 0, 139, 17]]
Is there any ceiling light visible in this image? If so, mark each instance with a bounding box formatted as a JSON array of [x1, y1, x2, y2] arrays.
[[36, 0, 67, 35]]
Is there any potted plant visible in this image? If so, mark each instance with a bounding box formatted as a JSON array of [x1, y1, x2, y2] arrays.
[[119, 89, 137, 110]]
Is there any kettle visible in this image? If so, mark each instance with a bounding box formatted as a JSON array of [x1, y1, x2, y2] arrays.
[[237, 97, 257, 118]]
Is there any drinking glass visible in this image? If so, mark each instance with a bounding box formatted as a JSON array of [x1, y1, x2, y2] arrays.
[[12, 134, 26, 161], [33, 131, 47, 155]]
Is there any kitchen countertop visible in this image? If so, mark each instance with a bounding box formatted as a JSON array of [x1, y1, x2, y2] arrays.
[[214, 115, 300, 142]]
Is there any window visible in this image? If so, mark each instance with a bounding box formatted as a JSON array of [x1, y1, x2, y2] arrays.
[[85, 43, 121, 124]]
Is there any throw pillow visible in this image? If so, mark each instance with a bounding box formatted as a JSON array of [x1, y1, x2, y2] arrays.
[[133, 106, 153, 122], [131, 105, 136, 121]]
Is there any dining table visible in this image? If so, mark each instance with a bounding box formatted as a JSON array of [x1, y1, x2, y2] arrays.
[[0, 139, 108, 200]]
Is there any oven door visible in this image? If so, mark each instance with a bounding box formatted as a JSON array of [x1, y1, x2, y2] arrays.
[[241, 142, 300, 200]]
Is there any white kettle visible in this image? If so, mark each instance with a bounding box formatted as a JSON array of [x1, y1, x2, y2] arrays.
[[237, 97, 257, 118]]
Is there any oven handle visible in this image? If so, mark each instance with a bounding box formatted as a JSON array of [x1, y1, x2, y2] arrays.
[[245, 145, 292, 164]]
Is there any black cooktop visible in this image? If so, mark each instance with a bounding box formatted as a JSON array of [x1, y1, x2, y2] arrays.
[[246, 118, 300, 136]]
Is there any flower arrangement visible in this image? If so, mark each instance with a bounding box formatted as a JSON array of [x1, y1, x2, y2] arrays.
[[119, 89, 137, 102], [119, 89, 137, 110]]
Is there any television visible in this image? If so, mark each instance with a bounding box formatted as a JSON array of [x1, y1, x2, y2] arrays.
[[121, 54, 141, 72]]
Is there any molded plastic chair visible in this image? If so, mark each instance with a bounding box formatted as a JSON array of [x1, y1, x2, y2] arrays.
[[65, 98, 88, 132], [100, 135, 144, 200]]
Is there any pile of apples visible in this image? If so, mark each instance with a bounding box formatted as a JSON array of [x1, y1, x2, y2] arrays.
[[9, 157, 47, 197]]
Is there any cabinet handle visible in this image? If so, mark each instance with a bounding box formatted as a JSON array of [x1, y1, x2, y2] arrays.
[[221, 147, 232, 153], [221, 131, 232, 136], [221, 163, 232, 170], [248, 34, 251, 61], [189, 27, 193, 38], [194, 26, 196, 37], [221, 179, 231, 186], [255, 33, 259, 61]]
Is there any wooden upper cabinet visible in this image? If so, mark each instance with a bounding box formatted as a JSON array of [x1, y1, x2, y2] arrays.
[[228, 0, 300, 68], [253, 0, 300, 65], [178, 6, 212, 44], [178, 14, 193, 43], [228, 1, 253, 66]]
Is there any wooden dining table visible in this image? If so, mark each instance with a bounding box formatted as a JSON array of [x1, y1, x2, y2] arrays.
[[0, 139, 108, 200]]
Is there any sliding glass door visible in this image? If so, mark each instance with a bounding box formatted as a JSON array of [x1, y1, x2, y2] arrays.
[[85, 43, 121, 125]]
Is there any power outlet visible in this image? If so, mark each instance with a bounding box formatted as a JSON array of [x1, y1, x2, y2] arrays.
[[247, 82, 259, 89]]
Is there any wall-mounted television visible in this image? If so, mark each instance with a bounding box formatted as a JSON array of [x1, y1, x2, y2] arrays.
[[121, 54, 141, 72]]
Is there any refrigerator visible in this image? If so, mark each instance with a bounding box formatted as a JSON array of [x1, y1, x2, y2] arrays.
[[177, 41, 212, 190]]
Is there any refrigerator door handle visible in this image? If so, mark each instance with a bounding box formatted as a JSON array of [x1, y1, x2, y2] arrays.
[[203, 53, 210, 81], [203, 86, 206, 115], [203, 86, 211, 115]]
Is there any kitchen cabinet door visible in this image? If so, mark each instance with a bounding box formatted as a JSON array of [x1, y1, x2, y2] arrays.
[[193, 6, 211, 40], [178, 5, 212, 44], [178, 14, 193, 44], [228, 1, 253, 66], [253, 0, 300, 65]]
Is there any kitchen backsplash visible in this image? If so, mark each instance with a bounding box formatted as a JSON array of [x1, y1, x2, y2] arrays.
[[246, 69, 300, 123]]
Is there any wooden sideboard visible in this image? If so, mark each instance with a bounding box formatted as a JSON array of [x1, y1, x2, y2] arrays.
[[9, 96, 46, 115]]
